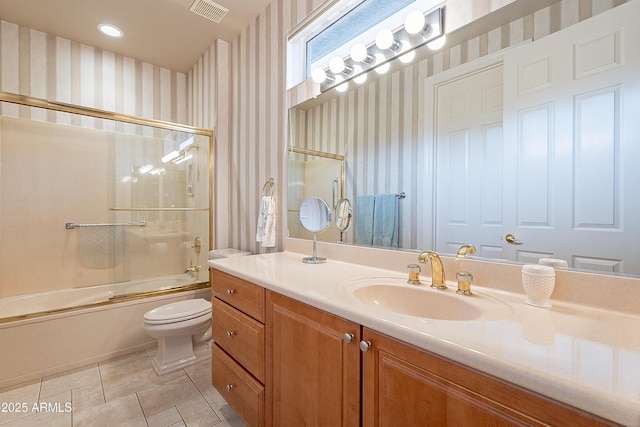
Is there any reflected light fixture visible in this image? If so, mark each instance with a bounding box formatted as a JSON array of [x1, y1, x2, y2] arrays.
[[374, 53, 390, 74], [162, 150, 192, 164], [161, 150, 180, 163], [427, 35, 447, 50], [97, 23, 123, 38], [352, 65, 367, 84], [179, 136, 195, 150], [334, 75, 349, 92], [174, 153, 193, 164], [398, 41, 415, 63], [138, 165, 153, 174]]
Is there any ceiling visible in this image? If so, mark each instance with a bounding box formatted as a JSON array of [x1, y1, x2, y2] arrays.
[[0, 0, 272, 73]]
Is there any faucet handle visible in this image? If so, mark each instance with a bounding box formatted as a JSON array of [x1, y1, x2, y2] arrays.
[[407, 264, 421, 285], [456, 271, 473, 295], [457, 244, 476, 258]]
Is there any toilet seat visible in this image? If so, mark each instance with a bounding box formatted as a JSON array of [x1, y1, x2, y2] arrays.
[[144, 298, 211, 324]]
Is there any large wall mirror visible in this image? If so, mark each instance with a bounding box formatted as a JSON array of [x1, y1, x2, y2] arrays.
[[287, 0, 640, 277]]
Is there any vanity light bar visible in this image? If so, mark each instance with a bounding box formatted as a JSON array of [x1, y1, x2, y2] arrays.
[[312, 7, 443, 93]]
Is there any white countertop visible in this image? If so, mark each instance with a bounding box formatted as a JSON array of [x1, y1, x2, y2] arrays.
[[208, 252, 640, 426]]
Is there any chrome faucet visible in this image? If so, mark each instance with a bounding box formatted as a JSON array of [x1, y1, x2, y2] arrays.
[[418, 251, 447, 289], [456, 244, 476, 258]]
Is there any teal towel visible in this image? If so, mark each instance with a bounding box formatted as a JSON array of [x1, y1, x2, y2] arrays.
[[355, 195, 375, 245], [373, 194, 398, 248]]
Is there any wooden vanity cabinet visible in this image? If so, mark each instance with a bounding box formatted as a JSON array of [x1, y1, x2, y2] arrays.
[[211, 269, 618, 427], [210, 269, 265, 427], [361, 328, 619, 427], [265, 291, 361, 427]]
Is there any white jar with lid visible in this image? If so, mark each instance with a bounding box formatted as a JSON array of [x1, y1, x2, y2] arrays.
[[522, 264, 555, 308]]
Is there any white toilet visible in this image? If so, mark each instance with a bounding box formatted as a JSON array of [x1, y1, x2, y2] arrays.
[[143, 298, 212, 375]]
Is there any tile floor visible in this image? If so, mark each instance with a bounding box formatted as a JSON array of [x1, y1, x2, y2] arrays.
[[0, 347, 246, 427]]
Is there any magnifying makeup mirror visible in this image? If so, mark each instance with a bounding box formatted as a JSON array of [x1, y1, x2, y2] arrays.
[[335, 198, 352, 233], [299, 196, 332, 264]]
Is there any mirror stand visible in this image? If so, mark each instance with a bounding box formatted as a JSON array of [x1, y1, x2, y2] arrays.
[[302, 233, 326, 264], [299, 196, 332, 264]]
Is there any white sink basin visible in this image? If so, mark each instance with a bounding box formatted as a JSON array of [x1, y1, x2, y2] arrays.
[[340, 277, 513, 321]]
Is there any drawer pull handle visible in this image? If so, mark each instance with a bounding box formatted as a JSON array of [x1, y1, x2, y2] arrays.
[[226, 331, 236, 338], [343, 333, 355, 344], [226, 384, 235, 391], [226, 289, 236, 295]]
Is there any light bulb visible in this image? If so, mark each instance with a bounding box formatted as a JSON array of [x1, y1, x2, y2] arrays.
[[311, 67, 328, 83], [375, 29, 398, 50], [404, 11, 426, 35], [374, 53, 390, 75], [427, 35, 447, 50], [329, 56, 346, 73], [353, 65, 367, 84], [350, 43, 371, 63], [334, 75, 348, 92], [398, 41, 415, 63], [336, 82, 349, 92]]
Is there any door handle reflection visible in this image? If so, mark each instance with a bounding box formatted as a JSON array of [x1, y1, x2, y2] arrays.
[[505, 233, 523, 245]]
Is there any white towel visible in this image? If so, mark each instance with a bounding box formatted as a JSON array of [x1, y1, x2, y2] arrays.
[[256, 195, 276, 247]]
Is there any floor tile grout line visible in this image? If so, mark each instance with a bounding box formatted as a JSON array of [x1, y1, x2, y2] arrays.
[[1, 356, 229, 427], [97, 359, 107, 408], [133, 391, 153, 426], [70, 387, 75, 427], [37, 376, 43, 404]]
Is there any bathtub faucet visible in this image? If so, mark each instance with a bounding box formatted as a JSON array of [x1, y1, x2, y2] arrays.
[[185, 265, 201, 277]]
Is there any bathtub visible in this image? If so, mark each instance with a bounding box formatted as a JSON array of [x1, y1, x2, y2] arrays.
[[0, 276, 211, 389], [109, 273, 200, 298], [0, 273, 202, 320], [0, 286, 110, 319]]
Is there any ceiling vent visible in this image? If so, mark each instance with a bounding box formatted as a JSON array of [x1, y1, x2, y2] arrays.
[[189, 0, 229, 23]]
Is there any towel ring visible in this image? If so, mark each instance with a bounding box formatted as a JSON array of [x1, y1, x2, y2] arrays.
[[262, 178, 275, 197]]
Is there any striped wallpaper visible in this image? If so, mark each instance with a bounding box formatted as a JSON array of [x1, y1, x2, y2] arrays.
[[188, 0, 328, 254], [0, 20, 188, 124]]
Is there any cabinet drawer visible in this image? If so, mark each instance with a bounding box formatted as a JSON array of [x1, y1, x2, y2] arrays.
[[212, 344, 264, 427], [212, 269, 265, 322], [212, 297, 265, 382]]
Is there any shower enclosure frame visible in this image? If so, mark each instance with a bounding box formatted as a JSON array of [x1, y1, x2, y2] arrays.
[[0, 90, 214, 322]]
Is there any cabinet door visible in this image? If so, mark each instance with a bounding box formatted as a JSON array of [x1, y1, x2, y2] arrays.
[[361, 328, 615, 427], [266, 291, 360, 427]]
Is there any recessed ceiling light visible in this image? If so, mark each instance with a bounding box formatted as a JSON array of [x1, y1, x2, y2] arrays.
[[97, 23, 123, 38]]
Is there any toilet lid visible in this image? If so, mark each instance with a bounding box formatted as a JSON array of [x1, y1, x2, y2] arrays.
[[144, 298, 211, 323]]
